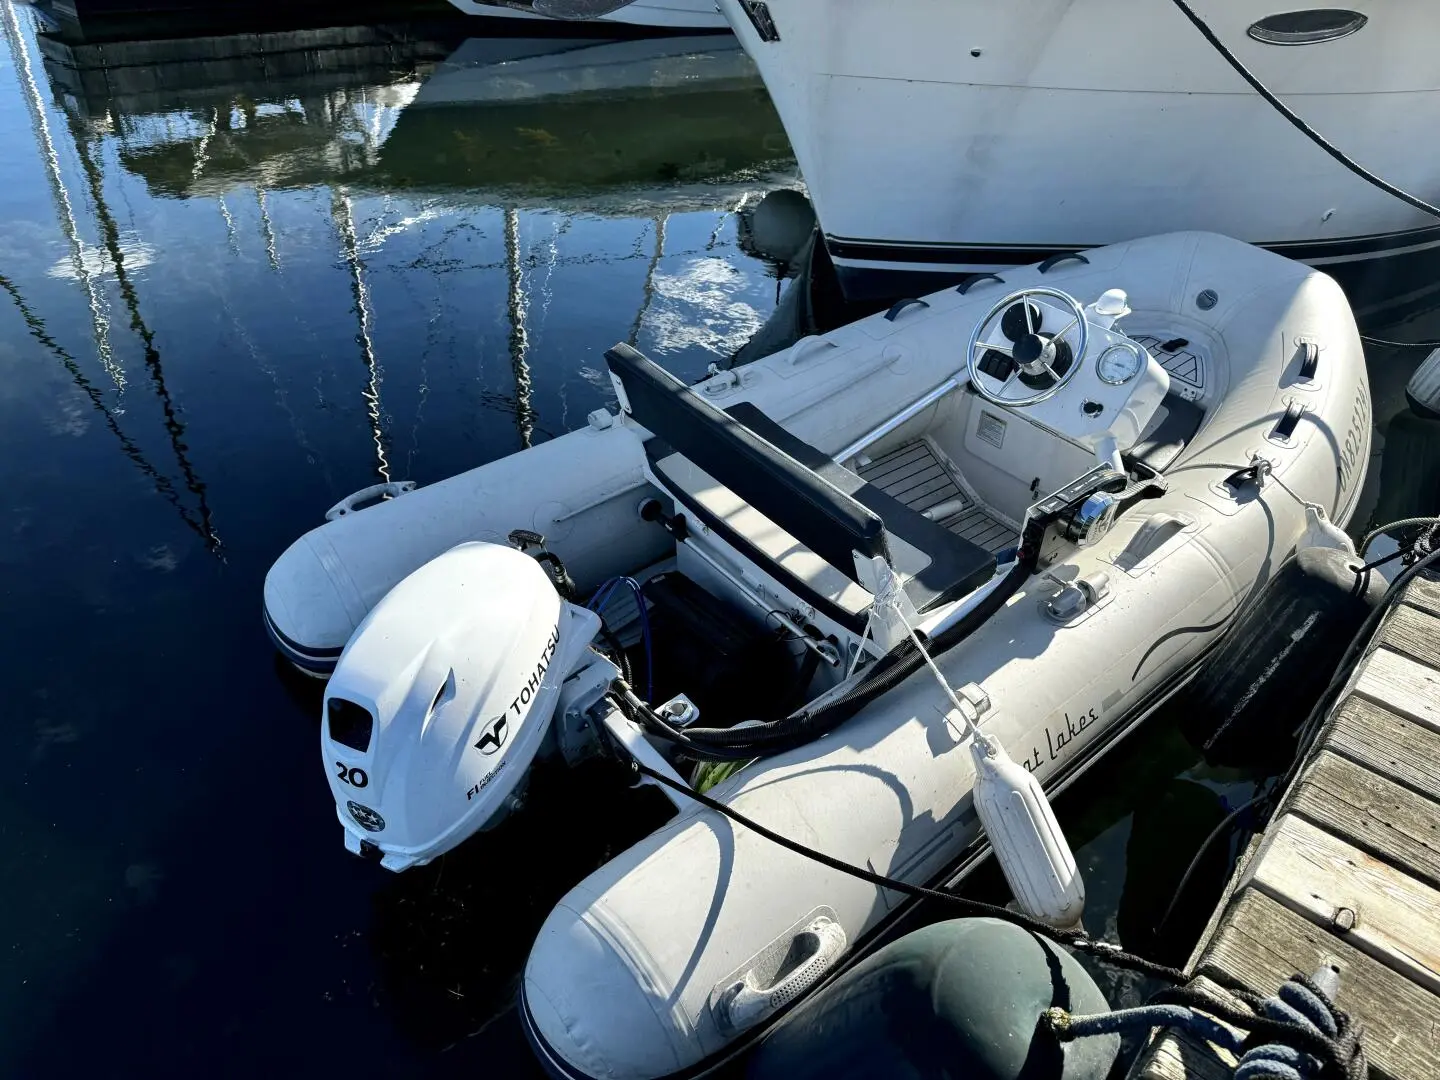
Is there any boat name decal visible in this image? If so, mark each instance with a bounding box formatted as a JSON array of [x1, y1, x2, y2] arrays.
[[466, 758, 508, 802], [1338, 383, 1370, 493], [1020, 705, 1100, 773], [509, 625, 562, 717]]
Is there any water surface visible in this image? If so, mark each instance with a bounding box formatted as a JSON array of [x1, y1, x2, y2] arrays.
[[1, 5, 1436, 1076]]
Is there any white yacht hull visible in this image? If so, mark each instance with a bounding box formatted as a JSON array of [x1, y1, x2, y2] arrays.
[[717, 0, 1440, 298], [448, 0, 730, 30]]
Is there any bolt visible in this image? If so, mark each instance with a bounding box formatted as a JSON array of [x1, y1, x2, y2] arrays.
[[1332, 906, 1356, 931]]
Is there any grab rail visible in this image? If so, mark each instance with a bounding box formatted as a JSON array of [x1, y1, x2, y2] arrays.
[[836, 374, 965, 464]]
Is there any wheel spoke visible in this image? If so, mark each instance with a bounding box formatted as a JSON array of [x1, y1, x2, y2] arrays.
[[974, 340, 1013, 357], [1056, 315, 1080, 340], [1040, 362, 1059, 382], [1024, 300, 1036, 334]]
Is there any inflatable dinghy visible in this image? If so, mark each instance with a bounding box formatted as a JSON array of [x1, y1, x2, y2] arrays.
[[264, 231, 1371, 1079]]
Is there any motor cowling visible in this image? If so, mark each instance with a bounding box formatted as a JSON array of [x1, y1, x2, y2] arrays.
[[321, 541, 600, 871]]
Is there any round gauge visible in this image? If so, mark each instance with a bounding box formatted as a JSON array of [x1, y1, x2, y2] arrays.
[[1096, 342, 1145, 386]]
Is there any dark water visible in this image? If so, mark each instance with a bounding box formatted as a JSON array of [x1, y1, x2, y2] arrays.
[[1, 4, 1436, 1077]]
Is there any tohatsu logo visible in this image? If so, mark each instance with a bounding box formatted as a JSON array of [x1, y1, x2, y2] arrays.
[[474, 714, 508, 755], [473, 625, 560, 754]]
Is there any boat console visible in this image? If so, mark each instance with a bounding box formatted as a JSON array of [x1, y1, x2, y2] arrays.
[[963, 287, 1171, 473]]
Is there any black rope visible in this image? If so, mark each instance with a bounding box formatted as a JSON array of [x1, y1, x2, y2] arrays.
[[1145, 977, 1367, 1079], [1168, 0, 1440, 220], [1357, 546, 1407, 575], [626, 755, 1189, 985]]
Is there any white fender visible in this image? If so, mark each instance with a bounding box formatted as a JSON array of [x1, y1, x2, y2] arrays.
[[971, 737, 1086, 929]]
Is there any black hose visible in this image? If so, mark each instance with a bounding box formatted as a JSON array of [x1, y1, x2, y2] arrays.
[[1167, 0, 1440, 220], [533, 551, 578, 602], [650, 558, 1035, 760], [780, 644, 823, 716], [1154, 787, 1274, 933], [626, 755, 1189, 985], [597, 621, 633, 687]]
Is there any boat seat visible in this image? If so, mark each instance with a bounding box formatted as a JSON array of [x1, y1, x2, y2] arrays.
[[1130, 393, 1204, 472], [605, 343, 996, 633]]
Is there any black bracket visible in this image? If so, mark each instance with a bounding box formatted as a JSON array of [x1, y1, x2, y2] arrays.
[[884, 297, 931, 322], [1269, 400, 1308, 443], [639, 498, 689, 542], [1223, 462, 1265, 493], [1037, 252, 1090, 274], [957, 273, 1005, 295]]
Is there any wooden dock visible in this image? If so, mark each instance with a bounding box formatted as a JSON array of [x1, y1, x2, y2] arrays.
[[1130, 572, 1440, 1080]]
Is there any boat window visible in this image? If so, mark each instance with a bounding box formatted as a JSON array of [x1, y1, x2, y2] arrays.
[[1247, 10, 1367, 45], [328, 697, 374, 753]]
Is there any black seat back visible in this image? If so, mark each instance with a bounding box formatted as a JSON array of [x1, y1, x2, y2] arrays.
[[605, 343, 890, 579]]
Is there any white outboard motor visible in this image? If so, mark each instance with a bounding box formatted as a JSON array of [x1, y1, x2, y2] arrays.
[[321, 541, 601, 871]]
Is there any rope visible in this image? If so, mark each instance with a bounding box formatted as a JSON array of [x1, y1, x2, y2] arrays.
[[1358, 516, 1440, 557], [1049, 971, 1368, 1079], [623, 754, 1189, 985], [1047, 1002, 1243, 1055], [1167, 0, 1440, 220], [1259, 467, 1315, 518], [1360, 334, 1440, 350], [865, 555, 994, 748]]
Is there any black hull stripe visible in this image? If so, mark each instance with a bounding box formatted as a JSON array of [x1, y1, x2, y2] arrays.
[[826, 222, 1440, 268], [263, 606, 344, 667]]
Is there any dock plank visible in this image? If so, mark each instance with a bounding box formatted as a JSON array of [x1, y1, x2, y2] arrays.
[[1398, 571, 1440, 619], [1287, 751, 1440, 891], [1238, 813, 1440, 995], [1327, 696, 1440, 800], [1129, 1029, 1234, 1080], [1377, 603, 1440, 669], [1353, 647, 1440, 734], [1197, 890, 1440, 1080], [1129, 571, 1440, 1080], [1127, 978, 1243, 1080]]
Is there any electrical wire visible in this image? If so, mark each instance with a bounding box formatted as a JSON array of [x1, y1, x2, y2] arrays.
[[1168, 0, 1440, 220]]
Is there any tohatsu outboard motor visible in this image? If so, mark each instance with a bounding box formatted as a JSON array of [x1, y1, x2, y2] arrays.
[[321, 541, 602, 871]]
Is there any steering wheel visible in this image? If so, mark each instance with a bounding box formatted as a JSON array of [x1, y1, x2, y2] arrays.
[[965, 287, 1090, 407]]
